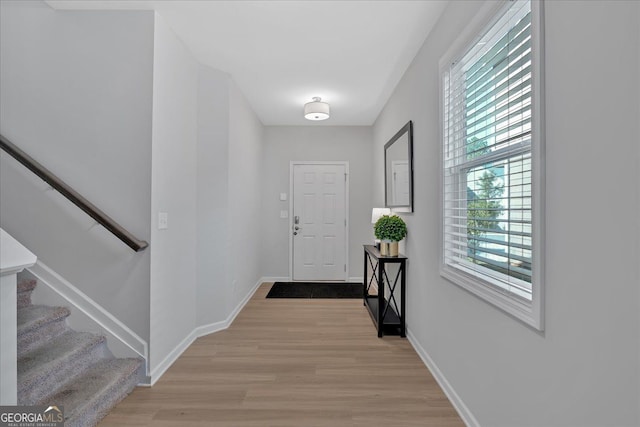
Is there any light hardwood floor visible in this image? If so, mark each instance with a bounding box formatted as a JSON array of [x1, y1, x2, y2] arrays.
[[100, 283, 464, 427]]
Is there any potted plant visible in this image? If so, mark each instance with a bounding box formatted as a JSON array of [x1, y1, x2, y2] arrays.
[[374, 214, 407, 256]]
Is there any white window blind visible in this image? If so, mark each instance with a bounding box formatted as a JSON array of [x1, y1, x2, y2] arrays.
[[443, 0, 535, 302]]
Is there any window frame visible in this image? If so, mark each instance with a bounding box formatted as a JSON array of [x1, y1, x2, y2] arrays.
[[439, 0, 545, 330]]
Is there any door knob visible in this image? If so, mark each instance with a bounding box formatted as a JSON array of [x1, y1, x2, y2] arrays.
[[294, 226, 300, 230]]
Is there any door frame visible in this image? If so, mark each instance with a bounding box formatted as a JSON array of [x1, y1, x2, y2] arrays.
[[289, 161, 350, 281]]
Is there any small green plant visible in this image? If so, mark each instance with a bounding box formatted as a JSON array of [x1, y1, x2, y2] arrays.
[[374, 215, 407, 242]]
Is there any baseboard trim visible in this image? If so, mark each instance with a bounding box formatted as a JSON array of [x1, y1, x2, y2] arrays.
[[148, 276, 267, 385], [193, 320, 227, 338], [224, 276, 264, 327], [406, 329, 479, 427], [195, 275, 265, 337], [148, 329, 197, 386], [27, 261, 148, 366], [261, 276, 289, 283], [263, 277, 363, 283]]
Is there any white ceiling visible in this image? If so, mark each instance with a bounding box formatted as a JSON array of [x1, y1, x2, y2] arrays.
[[45, 0, 447, 126]]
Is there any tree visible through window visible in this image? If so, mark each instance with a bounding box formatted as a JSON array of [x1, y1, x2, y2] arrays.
[[467, 169, 504, 260]]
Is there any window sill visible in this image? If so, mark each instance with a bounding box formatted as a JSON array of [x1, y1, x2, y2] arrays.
[[441, 263, 543, 331]]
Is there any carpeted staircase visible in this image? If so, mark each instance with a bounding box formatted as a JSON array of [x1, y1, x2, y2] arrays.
[[16, 277, 142, 427]]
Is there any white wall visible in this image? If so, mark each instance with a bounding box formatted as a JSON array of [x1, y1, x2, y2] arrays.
[[0, 1, 154, 342], [261, 126, 373, 279], [372, 1, 640, 426], [149, 13, 198, 376], [196, 65, 231, 327], [227, 81, 265, 306]]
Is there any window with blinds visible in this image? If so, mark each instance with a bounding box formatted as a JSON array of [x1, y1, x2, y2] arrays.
[[442, 0, 539, 306]]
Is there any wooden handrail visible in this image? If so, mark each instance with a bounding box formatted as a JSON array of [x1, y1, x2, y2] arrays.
[[0, 135, 148, 252]]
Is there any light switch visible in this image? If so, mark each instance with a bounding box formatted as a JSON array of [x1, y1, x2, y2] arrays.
[[158, 212, 168, 229], [280, 210, 288, 219], [279, 193, 287, 201]]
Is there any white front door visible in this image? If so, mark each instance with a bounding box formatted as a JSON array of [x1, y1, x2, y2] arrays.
[[291, 163, 347, 281]]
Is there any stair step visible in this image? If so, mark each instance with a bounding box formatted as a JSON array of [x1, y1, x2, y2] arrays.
[[18, 331, 109, 405], [17, 279, 38, 308], [43, 358, 142, 427], [14, 276, 143, 424], [17, 278, 37, 294], [17, 305, 70, 356]]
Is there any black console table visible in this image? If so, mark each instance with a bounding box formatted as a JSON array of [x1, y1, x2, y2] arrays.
[[363, 245, 406, 337]]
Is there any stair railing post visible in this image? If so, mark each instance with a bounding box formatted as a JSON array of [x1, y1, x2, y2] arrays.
[[0, 229, 36, 405]]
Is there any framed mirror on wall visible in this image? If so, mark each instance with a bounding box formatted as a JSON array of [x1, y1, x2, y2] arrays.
[[384, 121, 413, 212]]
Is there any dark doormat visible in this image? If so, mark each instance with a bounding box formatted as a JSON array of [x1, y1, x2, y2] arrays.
[[266, 282, 362, 299]]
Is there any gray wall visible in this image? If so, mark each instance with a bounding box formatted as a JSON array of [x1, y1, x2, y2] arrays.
[[144, 14, 267, 375], [0, 1, 154, 342], [148, 13, 199, 375], [196, 65, 231, 327], [0, 2, 268, 379], [372, 1, 640, 426], [261, 126, 373, 279], [196, 71, 265, 326], [227, 81, 265, 306]]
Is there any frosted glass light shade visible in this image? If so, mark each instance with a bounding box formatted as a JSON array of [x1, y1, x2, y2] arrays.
[[304, 97, 330, 121], [371, 207, 391, 224]]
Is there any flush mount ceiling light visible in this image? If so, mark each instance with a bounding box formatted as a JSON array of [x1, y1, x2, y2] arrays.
[[304, 97, 330, 121]]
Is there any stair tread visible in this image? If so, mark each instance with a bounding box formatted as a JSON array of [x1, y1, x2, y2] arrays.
[[17, 305, 70, 335], [14, 281, 142, 424], [17, 278, 37, 294], [44, 358, 142, 423], [18, 331, 106, 380]]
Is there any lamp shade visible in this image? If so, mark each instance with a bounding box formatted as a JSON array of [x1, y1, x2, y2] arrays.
[[371, 207, 391, 224], [304, 97, 330, 121]]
